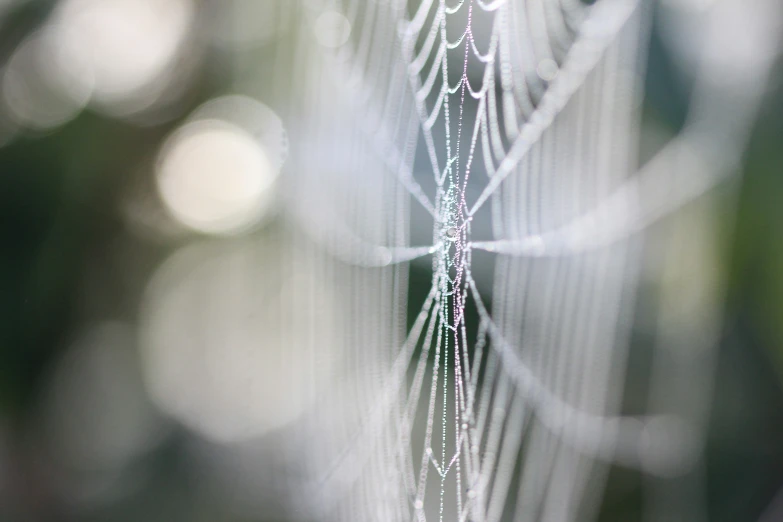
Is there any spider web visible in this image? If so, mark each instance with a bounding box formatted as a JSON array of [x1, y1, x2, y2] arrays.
[[272, 0, 779, 520]]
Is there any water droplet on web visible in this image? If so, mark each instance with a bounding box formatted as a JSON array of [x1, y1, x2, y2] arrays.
[[314, 10, 352, 48], [446, 227, 458, 241], [537, 58, 558, 81]]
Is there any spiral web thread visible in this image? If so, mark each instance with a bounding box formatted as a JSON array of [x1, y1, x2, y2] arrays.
[[277, 0, 779, 520]]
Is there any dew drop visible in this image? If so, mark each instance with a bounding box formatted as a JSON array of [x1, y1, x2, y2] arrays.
[[537, 58, 559, 82]]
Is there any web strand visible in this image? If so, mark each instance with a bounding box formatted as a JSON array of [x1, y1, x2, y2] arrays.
[[285, 0, 780, 520]]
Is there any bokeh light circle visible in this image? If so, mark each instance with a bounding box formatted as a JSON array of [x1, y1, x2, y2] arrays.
[[156, 119, 277, 236]]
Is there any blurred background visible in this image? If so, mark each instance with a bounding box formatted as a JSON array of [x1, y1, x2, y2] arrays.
[[0, 0, 782, 520]]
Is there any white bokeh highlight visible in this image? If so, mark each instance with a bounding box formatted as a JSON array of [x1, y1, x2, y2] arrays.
[[49, 0, 194, 116], [156, 120, 277, 236], [313, 10, 352, 49], [139, 239, 339, 444], [2, 29, 92, 130]]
